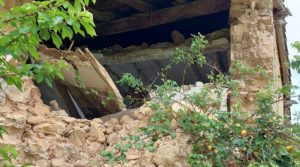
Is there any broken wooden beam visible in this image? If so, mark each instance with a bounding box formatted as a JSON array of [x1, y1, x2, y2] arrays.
[[96, 0, 230, 36], [38, 46, 126, 118], [116, 0, 153, 12], [93, 29, 230, 65]]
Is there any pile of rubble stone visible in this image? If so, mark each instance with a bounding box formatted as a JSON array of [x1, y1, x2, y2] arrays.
[[0, 78, 191, 167]]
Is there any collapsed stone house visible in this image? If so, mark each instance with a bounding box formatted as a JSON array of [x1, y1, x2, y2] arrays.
[[0, 0, 292, 166]]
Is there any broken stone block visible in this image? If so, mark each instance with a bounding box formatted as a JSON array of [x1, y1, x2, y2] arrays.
[[68, 129, 86, 147], [4, 78, 34, 104], [107, 132, 118, 145], [92, 118, 103, 124], [85, 142, 104, 156], [24, 138, 50, 155], [28, 104, 51, 116], [114, 125, 122, 131], [104, 126, 114, 135], [5, 112, 27, 128], [33, 123, 60, 135], [126, 150, 140, 160], [153, 142, 181, 166], [125, 120, 140, 132], [27, 115, 47, 125], [0, 127, 24, 145], [89, 122, 106, 143], [120, 115, 134, 125], [108, 118, 119, 125], [49, 100, 61, 111]]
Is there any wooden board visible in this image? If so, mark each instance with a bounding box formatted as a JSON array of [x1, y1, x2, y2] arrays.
[[38, 46, 125, 118]]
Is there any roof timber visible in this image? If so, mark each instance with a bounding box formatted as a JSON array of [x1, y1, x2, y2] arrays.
[[96, 0, 230, 36], [94, 29, 230, 65], [94, 41, 229, 65], [116, 0, 154, 12], [88, 8, 121, 22]]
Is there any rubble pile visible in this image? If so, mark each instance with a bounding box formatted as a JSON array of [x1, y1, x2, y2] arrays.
[[0, 79, 191, 167]]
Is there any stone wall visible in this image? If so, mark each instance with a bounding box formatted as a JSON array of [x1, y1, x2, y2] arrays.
[[230, 0, 284, 115], [0, 79, 191, 167]]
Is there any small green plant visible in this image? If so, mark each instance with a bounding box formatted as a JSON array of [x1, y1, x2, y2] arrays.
[[0, 127, 31, 167], [102, 34, 300, 166]]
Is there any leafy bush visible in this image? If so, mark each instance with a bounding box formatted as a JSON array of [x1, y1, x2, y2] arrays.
[[104, 35, 300, 166]]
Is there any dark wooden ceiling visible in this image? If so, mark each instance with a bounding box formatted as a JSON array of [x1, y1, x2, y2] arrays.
[[88, 0, 231, 36], [89, 0, 196, 22]]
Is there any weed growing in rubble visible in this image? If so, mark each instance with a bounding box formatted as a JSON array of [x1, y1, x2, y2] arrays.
[[102, 34, 300, 166], [0, 127, 31, 167]]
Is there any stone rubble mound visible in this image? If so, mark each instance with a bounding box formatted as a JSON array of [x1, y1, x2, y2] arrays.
[[0, 79, 191, 167]]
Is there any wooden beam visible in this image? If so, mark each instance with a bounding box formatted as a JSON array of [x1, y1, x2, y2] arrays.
[[93, 29, 230, 65], [94, 39, 229, 65], [88, 8, 121, 22], [116, 0, 153, 12], [96, 0, 230, 36]]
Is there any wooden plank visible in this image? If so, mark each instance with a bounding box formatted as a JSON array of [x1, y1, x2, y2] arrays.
[[96, 0, 230, 36], [38, 46, 126, 117], [94, 37, 229, 65], [116, 0, 153, 12]]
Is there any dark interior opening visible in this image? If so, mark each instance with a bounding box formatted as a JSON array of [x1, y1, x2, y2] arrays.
[[37, 10, 230, 118], [75, 11, 229, 49], [105, 51, 229, 109]]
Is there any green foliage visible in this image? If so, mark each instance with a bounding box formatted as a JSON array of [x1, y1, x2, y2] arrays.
[[0, 127, 31, 167], [116, 73, 144, 92], [291, 41, 300, 73], [103, 34, 300, 166], [0, 0, 96, 89], [173, 33, 207, 66], [101, 136, 155, 163]]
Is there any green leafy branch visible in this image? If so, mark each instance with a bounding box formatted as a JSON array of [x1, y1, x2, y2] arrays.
[[0, 0, 96, 89]]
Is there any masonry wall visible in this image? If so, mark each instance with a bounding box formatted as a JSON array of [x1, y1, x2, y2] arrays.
[[230, 0, 284, 115]]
